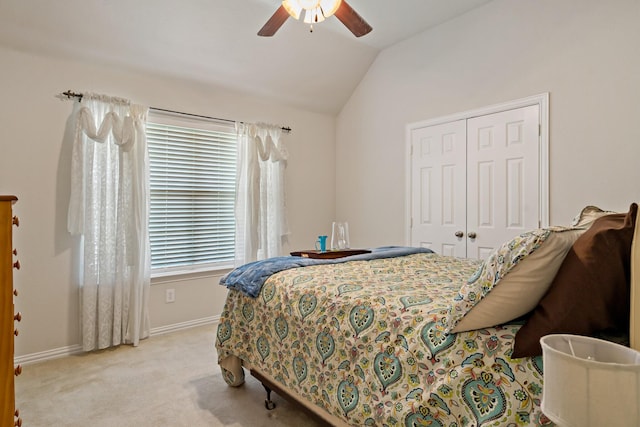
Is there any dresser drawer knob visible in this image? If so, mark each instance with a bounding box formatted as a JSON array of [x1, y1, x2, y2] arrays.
[[14, 365, 22, 376], [13, 260, 20, 270], [14, 312, 22, 322], [15, 418, 22, 427], [14, 328, 19, 337], [13, 248, 17, 256], [13, 289, 18, 297], [14, 409, 19, 418], [12, 215, 19, 227]]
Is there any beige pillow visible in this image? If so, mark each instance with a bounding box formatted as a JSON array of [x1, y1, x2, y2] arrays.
[[572, 205, 616, 228], [449, 227, 584, 333]]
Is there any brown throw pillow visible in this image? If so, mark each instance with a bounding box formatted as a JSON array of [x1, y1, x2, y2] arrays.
[[512, 203, 638, 358]]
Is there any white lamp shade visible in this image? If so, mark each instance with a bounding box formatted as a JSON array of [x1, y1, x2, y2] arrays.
[[541, 334, 640, 427]]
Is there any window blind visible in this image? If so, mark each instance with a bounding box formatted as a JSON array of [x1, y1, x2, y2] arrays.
[[147, 121, 237, 272]]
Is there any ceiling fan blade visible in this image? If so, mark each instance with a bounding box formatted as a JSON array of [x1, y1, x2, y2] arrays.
[[334, 0, 372, 37], [258, 5, 290, 37]]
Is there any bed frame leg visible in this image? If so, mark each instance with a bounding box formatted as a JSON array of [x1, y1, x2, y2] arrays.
[[262, 383, 276, 410]]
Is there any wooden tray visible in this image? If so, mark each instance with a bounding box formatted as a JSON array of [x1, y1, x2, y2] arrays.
[[290, 249, 371, 259]]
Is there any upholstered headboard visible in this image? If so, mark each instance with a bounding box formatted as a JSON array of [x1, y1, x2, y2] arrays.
[[630, 209, 640, 351]]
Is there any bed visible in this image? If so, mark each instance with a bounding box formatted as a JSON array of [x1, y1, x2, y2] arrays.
[[215, 203, 640, 426]]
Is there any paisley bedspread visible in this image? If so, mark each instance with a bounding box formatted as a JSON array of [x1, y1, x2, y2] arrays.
[[215, 253, 553, 426]]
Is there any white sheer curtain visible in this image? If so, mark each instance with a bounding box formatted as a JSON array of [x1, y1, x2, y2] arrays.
[[67, 93, 150, 351], [234, 122, 289, 265]]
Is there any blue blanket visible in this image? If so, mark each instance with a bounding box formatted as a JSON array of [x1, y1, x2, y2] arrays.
[[220, 246, 434, 298]]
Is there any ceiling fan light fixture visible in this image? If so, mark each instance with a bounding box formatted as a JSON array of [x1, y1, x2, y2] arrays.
[[281, 0, 302, 20], [282, 0, 342, 21], [299, 0, 320, 9], [303, 7, 325, 24], [318, 0, 342, 18]]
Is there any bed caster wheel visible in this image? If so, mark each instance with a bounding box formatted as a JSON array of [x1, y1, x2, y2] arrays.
[[262, 384, 276, 410]]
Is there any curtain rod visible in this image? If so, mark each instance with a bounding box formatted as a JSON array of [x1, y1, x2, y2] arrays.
[[60, 90, 292, 133]]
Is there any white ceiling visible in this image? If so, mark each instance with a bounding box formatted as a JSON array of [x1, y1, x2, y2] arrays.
[[0, 0, 491, 114]]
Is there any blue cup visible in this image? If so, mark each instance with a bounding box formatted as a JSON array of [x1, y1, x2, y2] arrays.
[[315, 235, 328, 252]]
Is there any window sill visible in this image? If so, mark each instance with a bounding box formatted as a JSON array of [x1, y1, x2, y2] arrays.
[[151, 264, 234, 285]]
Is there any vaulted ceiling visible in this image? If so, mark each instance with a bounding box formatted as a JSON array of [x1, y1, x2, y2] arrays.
[[0, 0, 491, 114]]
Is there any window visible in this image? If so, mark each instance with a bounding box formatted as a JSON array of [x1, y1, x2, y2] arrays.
[[147, 112, 237, 276]]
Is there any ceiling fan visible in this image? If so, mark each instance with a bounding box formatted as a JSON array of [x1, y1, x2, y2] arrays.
[[258, 0, 372, 38]]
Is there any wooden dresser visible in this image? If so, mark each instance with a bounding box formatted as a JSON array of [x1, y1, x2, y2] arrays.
[[1, 195, 21, 427]]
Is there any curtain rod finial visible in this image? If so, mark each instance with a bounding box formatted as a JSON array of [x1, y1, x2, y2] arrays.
[[61, 90, 83, 100]]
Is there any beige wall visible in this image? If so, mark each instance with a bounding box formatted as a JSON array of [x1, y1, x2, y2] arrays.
[[336, 0, 640, 248], [0, 47, 336, 357]]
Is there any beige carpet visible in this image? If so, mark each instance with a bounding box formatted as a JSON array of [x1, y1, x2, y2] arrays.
[[15, 324, 326, 427]]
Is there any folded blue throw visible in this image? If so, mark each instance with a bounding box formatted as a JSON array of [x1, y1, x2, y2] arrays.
[[220, 246, 433, 298]]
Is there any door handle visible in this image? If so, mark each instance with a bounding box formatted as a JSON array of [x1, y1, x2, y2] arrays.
[[468, 232, 477, 239], [455, 231, 464, 238]]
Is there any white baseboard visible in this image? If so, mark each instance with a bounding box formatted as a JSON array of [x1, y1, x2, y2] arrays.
[[15, 344, 84, 366], [14, 316, 220, 366], [149, 315, 219, 336]]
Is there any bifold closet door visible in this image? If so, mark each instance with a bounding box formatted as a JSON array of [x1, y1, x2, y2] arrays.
[[410, 104, 540, 259]]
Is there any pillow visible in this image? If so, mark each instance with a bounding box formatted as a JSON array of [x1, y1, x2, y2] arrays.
[[512, 203, 638, 358], [446, 226, 585, 333], [571, 205, 616, 228]]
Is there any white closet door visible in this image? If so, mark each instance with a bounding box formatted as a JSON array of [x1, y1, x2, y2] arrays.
[[410, 120, 467, 257], [466, 104, 540, 259]]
